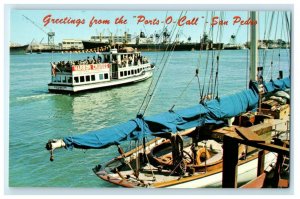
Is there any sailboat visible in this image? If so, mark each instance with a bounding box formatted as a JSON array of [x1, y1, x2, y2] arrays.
[[45, 11, 290, 188]]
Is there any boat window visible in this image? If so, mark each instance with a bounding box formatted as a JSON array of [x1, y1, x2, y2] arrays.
[[68, 77, 72, 83], [124, 71, 127, 76], [128, 71, 131, 75], [131, 70, 134, 74], [80, 76, 85, 82], [62, 76, 67, 83], [135, 69, 137, 74], [86, 75, 90, 82], [99, 74, 104, 80], [74, 77, 79, 83], [91, 75, 95, 81], [120, 71, 123, 77], [56, 76, 61, 82], [104, 73, 109, 79]]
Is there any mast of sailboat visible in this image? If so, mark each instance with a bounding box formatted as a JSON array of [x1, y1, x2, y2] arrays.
[[249, 11, 263, 114], [249, 11, 258, 82]]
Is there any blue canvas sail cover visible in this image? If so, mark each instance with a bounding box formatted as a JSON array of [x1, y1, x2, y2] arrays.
[[145, 104, 208, 135], [264, 77, 291, 92], [62, 78, 290, 150], [63, 104, 208, 149], [204, 88, 259, 124], [64, 120, 140, 150]]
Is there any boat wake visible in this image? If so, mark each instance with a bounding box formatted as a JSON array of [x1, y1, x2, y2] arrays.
[[16, 92, 58, 102]]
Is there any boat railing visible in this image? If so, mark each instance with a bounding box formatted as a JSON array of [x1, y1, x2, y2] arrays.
[[118, 56, 149, 68], [56, 66, 72, 73]]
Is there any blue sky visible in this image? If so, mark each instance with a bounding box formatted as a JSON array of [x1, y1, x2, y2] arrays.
[[10, 10, 291, 45]]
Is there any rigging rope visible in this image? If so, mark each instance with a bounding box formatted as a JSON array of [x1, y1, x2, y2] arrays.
[[169, 71, 199, 111], [200, 11, 214, 101], [208, 11, 224, 100], [278, 12, 285, 72], [264, 12, 274, 69], [264, 11, 279, 81], [207, 11, 215, 98], [199, 11, 209, 100], [213, 11, 224, 99], [154, 11, 169, 64], [170, 10, 224, 109], [137, 11, 186, 117], [284, 11, 291, 75]]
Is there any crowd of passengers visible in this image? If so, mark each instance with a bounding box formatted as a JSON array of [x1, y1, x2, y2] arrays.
[[116, 54, 149, 68], [51, 54, 149, 72]]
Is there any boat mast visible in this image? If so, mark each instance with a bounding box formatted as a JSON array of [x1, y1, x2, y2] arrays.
[[249, 11, 264, 114], [249, 11, 258, 82]]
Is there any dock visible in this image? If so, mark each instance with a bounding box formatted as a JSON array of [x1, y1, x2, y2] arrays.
[[221, 116, 290, 188]]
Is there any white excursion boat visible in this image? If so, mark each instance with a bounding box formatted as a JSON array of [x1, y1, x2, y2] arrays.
[[48, 48, 155, 93]]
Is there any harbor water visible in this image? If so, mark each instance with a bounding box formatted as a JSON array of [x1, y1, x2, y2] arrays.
[[9, 49, 290, 187]]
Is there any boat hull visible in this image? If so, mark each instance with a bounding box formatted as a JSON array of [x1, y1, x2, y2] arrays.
[[81, 40, 110, 49], [96, 150, 276, 188], [163, 152, 276, 188], [10, 44, 29, 55], [48, 69, 154, 94]]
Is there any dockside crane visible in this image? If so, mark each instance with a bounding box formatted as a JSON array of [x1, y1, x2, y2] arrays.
[[22, 15, 55, 46]]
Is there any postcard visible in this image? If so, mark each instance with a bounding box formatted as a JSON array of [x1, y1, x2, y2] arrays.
[[7, 5, 292, 193]]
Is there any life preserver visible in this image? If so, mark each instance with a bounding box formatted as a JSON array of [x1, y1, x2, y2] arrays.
[[196, 147, 211, 165]]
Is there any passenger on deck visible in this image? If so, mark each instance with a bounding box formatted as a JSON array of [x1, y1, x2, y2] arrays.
[[97, 55, 102, 63], [104, 55, 108, 62], [129, 56, 133, 65], [50, 62, 59, 76], [87, 57, 91, 64]]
